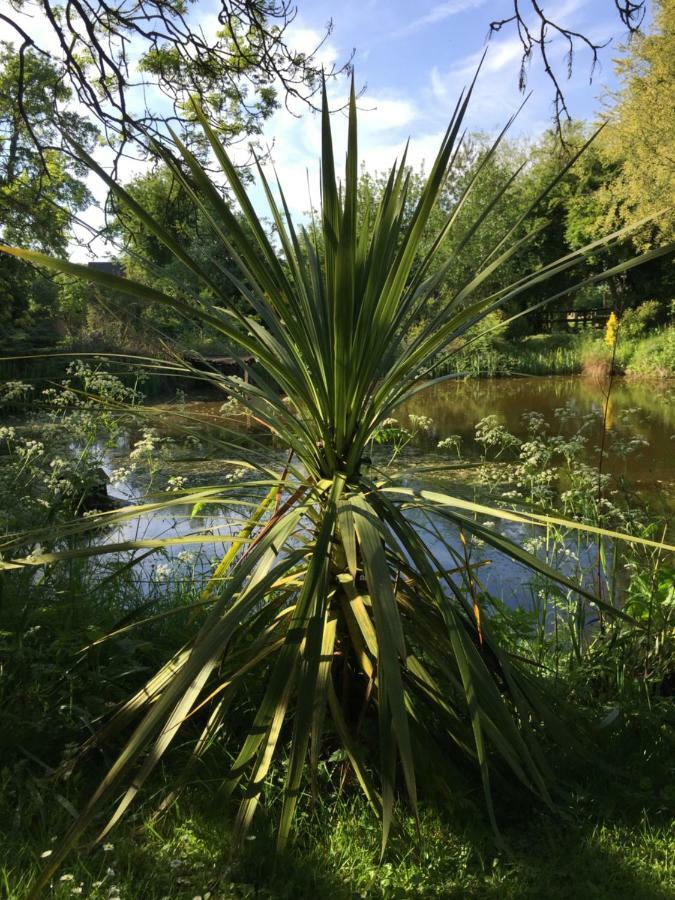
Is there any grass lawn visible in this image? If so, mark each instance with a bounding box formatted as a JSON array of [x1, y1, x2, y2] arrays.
[[3, 748, 673, 899]]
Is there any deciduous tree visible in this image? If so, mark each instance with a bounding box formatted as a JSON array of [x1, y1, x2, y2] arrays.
[[0, 44, 96, 343]]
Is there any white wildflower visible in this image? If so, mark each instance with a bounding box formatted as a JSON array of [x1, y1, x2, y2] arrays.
[[167, 475, 187, 492], [153, 562, 172, 581], [110, 465, 133, 484], [408, 414, 433, 433]]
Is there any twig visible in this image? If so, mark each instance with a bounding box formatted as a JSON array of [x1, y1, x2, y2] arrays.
[[488, 0, 646, 139]]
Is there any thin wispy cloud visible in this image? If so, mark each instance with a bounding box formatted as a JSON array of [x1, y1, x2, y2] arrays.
[[389, 0, 487, 39]]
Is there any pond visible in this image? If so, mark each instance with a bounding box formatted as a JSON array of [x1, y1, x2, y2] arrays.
[[98, 375, 674, 610], [398, 375, 675, 492]]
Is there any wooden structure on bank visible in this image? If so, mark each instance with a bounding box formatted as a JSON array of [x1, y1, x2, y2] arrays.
[[541, 307, 611, 331], [185, 354, 257, 383]]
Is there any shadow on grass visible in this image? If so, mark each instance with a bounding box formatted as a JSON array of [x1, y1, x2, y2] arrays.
[[1, 735, 672, 899], [238, 806, 673, 899]]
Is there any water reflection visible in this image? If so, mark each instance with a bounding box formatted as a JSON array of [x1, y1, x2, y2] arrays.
[[398, 376, 675, 489], [98, 376, 673, 608]]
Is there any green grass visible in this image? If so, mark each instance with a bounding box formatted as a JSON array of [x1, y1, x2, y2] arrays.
[[429, 327, 675, 379], [2, 770, 673, 899], [504, 332, 589, 375]]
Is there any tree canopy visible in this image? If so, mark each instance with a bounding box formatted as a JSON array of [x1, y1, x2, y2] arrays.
[[0, 0, 349, 174], [0, 42, 96, 253], [598, 0, 675, 245], [0, 44, 96, 344]]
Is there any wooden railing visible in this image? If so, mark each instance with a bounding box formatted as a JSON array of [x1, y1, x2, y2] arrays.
[[541, 308, 611, 331]]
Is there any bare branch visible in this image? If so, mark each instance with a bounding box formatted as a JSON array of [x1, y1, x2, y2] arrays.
[[488, 0, 647, 138], [1, 0, 353, 179]]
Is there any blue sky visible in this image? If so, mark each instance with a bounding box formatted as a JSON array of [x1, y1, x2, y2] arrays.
[[248, 0, 641, 217], [288, 0, 634, 131], [1, 0, 643, 253]]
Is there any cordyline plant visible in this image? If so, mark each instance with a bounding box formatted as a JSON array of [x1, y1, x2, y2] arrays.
[[1, 72, 673, 895]]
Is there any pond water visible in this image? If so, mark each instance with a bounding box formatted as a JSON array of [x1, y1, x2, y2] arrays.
[[98, 375, 673, 609], [398, 375, 675, 491]]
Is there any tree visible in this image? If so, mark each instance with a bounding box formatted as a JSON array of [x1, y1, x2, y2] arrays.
[[597, 0, 675, 246], [0, 1, 350, 175], [356, 137, 532, 332], [101, 164, 258, 349], [558, 1, 675, 313], [0, 43, 96, 252], [356, 126, 603, 337], [0, 44, 96, 344]]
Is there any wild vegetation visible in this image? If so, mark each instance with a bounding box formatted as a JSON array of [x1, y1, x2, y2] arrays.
[[1, 360, 673, 899], [1, 2, 674, 898], [428, 300, 675, 379]]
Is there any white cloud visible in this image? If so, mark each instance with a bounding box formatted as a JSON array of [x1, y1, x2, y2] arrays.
[[425, 37, 528, 130], [286, 25, 341, 70], [250, 75, 445, 222], [390, 0, 487, 38], [357, 97, 418, 132]]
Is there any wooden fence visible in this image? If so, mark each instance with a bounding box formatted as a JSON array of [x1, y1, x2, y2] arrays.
[[541, 308, 611, 331]]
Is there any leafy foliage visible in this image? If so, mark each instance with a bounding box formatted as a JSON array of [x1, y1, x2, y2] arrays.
[[101, 164, 258, 348], [0, 43, 96, 347], [598, 0, 675, 246], [0, 72, 673, 897], [0, 0, 346, 176]]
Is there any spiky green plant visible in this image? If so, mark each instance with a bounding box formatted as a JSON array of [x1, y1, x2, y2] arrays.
[[1, 73, 673, 896]]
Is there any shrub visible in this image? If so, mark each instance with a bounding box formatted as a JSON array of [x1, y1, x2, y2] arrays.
[[1, 77, 673, 895], [620, 300, 662, 338], [625, 327, 675, 377]]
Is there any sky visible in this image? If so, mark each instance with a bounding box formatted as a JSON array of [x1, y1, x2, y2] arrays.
[[1, 0, 646, 257], [251, 0, 636, 218]]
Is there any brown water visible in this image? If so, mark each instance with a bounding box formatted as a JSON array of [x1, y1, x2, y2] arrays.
[[157, 376, 674, 500], [397, 375, 675, 497]]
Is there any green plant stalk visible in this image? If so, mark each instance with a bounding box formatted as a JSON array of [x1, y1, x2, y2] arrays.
[[0, 69, 674, 897]]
